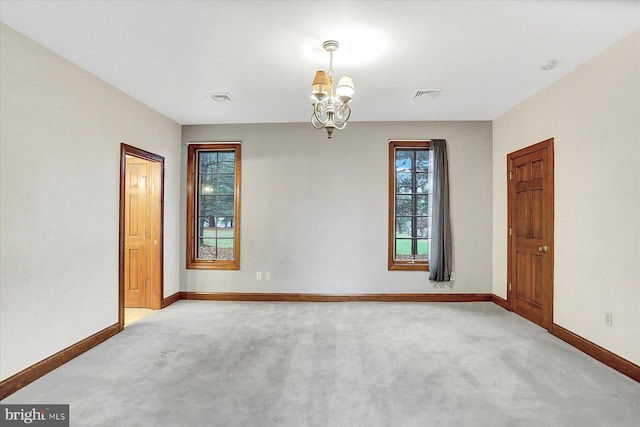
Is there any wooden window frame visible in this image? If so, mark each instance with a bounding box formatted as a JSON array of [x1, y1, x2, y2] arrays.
[[186, 143, 241, 270], [388, 140, 430, 271]]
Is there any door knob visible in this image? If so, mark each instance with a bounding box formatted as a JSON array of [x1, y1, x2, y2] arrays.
[[538, 245, 549, 252]]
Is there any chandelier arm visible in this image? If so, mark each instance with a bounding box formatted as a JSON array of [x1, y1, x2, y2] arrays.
[[334, 120, 348, 131], [312, 113, 327, 129], [333, 104, 351, 127], [312, 103, 329, 128], [314, 101, 327, 117]]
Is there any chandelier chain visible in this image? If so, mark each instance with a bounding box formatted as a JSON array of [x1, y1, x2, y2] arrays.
[[328, 50, 334, 77]]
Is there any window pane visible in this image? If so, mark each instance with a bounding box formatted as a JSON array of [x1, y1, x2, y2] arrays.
[[396, 195, 413, 216], [199, 195, 217, 216], [417, 239, 429, 259], [416, 216, 430, 238], [199, 217, 215, 236], [215, 224, 234, 239], [198, 238, 216, 260], [217, 195, 234, 216], [199, 152, 218, 173], [215, 216, 234, 229], [201, 226, 216, 242], [416, 173, 429, 193], [218, 161, 235, 173], [396, 150, 413, 172], [415, 150, 429, 172], [395, 238, 412, 259], [218, 152, 235, 162], [416, 239, 430, 259], [199, 174, 216, 194], [216, 239, 234, 260], [396, 172, 412, 193], [395, 217, 412, 237], [218, 175, 235, 194], [416, 195, 429, 215]]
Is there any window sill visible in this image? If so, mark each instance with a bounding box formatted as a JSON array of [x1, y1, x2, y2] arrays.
[[388, 261, 429, 271], [187, 259, 240, 270]]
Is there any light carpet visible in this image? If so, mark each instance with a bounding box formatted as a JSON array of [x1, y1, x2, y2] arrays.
[[3, 301, 639, 426]]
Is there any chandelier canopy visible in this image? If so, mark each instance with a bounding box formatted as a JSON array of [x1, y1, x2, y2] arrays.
[[310, 40, 355, 139]]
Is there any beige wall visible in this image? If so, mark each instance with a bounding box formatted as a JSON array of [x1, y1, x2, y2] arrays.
[[0, 24, 182, 380], [492, 30, 640, 364], [181, 121, 493, 295]]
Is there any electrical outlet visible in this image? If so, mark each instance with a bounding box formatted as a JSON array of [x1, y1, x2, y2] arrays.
[[604, 312, 612, 327], [256, 272, 262, 280], [450, 272, 456, 281], [265, 272, 271, 281]]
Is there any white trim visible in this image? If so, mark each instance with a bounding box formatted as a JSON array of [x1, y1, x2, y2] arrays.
[[388, 139, 432, 143], [185, 140, 242, 145]]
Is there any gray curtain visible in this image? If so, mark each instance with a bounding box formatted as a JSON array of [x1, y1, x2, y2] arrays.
[[429, 139, 452, 282]]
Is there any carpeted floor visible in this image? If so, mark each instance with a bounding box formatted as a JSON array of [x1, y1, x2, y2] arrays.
[[3, 301, 639, 426]]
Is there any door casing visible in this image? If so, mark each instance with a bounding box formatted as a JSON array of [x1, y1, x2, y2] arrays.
[[118, 144, 165, 330]]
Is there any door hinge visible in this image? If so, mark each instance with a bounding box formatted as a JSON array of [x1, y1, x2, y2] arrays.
[[508, 282, 512, 292], [509, 170, 513, 180], [509, 227, 512, 236]]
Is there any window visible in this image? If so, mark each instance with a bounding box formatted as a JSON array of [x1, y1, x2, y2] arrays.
[[187, 143, 241, 270], [388, 140, 431, 271]]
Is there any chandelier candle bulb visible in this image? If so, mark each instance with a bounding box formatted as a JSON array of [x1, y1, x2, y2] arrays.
[[310, 40, 355, 139], [312, 71, 330, 101]]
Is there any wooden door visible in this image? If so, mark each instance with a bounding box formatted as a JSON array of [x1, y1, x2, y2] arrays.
[[119, 144, 165, 328], [124, 158, 149, 308], [508, 139, 554, 331]]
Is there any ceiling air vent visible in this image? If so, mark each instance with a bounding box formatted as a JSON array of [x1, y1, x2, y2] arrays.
[[412, 89, 441, 99], [206, 93, 233, 103]]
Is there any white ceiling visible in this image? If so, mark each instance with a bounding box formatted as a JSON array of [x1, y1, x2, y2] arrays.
[[1, 1, 638, 125]]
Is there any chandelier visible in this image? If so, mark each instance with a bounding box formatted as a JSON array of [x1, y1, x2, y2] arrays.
[[311, 40, 355, 139]]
